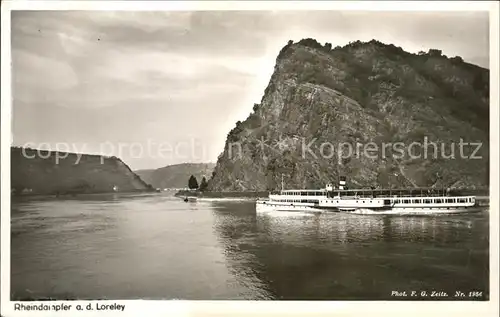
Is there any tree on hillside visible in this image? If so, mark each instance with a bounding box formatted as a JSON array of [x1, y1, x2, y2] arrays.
[[188, 175, 199, 190], [199, 177, 208, 191], [428, 49, 442, 57], [450, 56, 464, 64]]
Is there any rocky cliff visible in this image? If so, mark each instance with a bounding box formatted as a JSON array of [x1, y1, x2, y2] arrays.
[[135, 163, 215, 189], [208, 39, 489, 191], [11, 147, 153, 195]]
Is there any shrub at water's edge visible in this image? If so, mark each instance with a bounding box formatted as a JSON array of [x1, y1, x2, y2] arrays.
[[174, 190, 270, 199], [135, 163, 215, 189], [188, 175, 199, 190]]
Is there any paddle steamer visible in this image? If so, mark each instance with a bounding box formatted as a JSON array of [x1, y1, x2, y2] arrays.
[[255, 176, 479, 215]]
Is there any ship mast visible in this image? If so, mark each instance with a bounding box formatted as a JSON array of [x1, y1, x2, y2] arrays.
[[281, 174, 284, 191]]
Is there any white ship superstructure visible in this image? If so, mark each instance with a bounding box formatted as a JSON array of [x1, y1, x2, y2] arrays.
[[256, 177, 479, 215]]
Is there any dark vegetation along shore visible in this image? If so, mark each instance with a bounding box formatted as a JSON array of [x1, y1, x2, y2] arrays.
[[174, 188, 489, 205], [174, 190, 269, 199], [135, 163, 215, 189], [11, 147, 155, 196]]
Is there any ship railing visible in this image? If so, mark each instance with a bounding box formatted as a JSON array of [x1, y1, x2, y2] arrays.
[[326, 188, 470, 199], [271, 187, 476, 198]]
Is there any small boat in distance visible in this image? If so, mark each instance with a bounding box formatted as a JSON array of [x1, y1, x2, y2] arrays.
[[184, 196, 197, 203], [256, 176, 480, 215]]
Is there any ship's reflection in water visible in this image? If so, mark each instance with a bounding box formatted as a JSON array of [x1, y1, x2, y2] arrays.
[[211, 203, 489, 300]]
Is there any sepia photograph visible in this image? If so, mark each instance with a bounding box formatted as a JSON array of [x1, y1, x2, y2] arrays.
[[1, 1, 499, 317]]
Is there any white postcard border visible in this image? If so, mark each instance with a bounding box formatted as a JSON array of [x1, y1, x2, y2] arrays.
[[1, 1, 499, 317]]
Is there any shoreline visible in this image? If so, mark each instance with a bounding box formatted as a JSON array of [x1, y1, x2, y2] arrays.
[[10, 189, 490, 206], [174, 190, 269, 199], [174, 190, 490, 206], [11, 190, 157, 200], [175, 189, 490, 197]]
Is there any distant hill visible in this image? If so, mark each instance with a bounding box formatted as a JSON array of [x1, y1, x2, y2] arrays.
[[135, 163, 215, 189], [11, 147, 154, 196], [209, 39, 489, 191]]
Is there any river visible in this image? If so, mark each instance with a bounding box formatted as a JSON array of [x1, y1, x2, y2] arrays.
[[11, 193, 489, 300]]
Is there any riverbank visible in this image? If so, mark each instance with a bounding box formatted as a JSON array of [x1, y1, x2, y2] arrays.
[[174, 190, 268, 199], [476, 196, 490, 207], [175, 189, 489, 197], [11, 189, 157, 200], [174, 189, 490, 205]]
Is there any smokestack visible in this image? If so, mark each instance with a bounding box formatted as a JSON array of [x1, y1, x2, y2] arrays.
[[339, 176, 346, 190]]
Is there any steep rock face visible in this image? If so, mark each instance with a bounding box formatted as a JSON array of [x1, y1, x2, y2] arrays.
[[209, 39, 489, 191], [135, 163, 215, 189], [11, 147, 153, 195]]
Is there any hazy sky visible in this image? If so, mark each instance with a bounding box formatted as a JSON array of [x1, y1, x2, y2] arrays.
[[11, 10, 489, 170]]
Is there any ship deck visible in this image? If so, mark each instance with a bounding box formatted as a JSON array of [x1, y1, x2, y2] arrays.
[[272, 187, 481, 198], [329, 188, 477, 198]]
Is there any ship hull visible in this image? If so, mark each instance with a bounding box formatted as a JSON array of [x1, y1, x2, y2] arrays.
[[255, 201, 325, 213], [343, 206, 483, 215], [256, 201, 483, 215]]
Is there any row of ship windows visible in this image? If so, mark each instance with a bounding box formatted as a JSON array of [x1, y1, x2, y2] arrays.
[[275, 198, 473, 204], [391, 198, 473, 204], [277, 199, 318, 203], [282, 192, 326, 196]]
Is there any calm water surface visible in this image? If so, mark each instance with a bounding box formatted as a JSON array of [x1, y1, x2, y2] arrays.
[[11, 193, 489, 300]]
